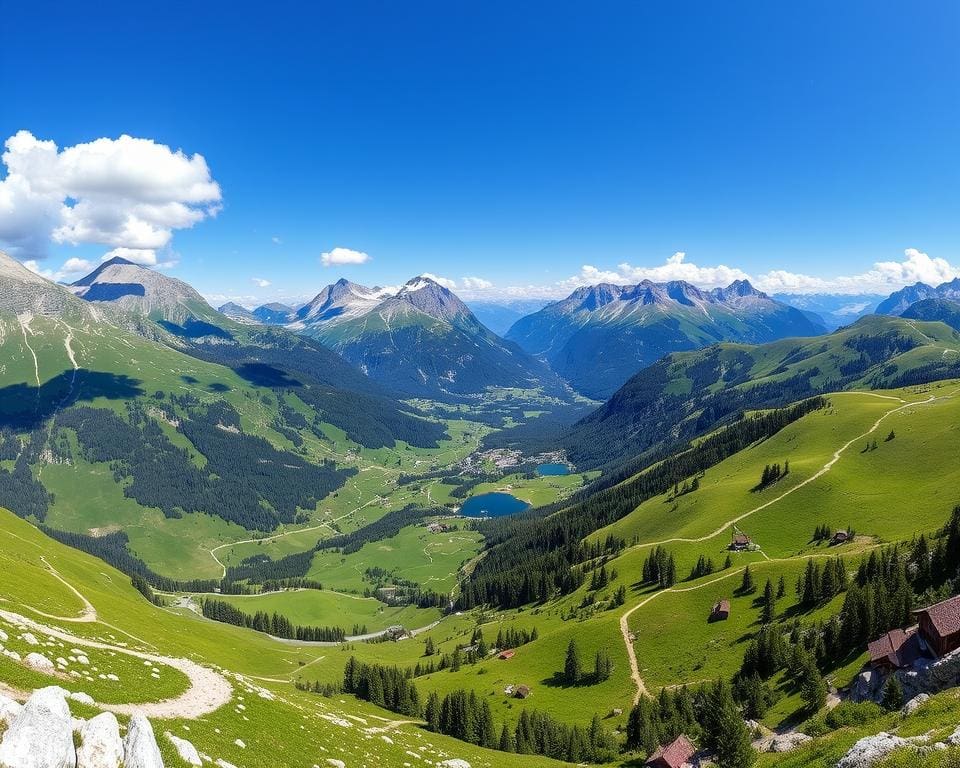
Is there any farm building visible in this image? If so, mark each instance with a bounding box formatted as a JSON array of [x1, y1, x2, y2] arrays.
[[914, 595, 960, 657], [514, 685, 531, 699], [831, 530, 850, 545], [709, 600, 730, 622], [867, 627, 925, 673], [498, 649, 515, 660], [729, 533, 751, 551], [867, 594, 960, 671], [646, 734, 696, 768]]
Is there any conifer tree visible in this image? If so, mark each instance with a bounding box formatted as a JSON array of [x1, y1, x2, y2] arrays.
[[564, 639, 582, 684]]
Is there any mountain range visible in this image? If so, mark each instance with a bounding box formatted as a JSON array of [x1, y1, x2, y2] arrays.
[[288, 277, 568, 400], [876, 278, 960, 315], [504, 279, 827, 399]]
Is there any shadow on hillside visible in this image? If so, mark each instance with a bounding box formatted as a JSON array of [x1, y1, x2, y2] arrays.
[[234, 362, 302, 388], [0, 370, 144, 430], [159, 318, 233, 340]]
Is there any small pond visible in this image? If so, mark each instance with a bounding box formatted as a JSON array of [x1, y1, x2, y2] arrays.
[[536, 462, 571, 476], [459, 492, 530, 518]]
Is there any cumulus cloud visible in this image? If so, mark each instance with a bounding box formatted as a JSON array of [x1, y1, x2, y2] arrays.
[[251, 277, 271, 287], [321, 246, 370, 267], [23, 255, 94, 282], [271, 236, 282, 245], [420, 272, 457, 289], [753, 248, 960, 295], [0, 130, 221, 261], [558, 252, 751, 293], [461, 276, 493, 291], [100, 246, 174, 267]]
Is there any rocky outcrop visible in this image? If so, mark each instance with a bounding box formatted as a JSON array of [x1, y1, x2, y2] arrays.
[[77, 712, 123, 768], [164, 731, 202, 766], [0, 688, 167, 768], [836, 732, 927, 768], [900, 693, 930, 716], [769, 732, 812, 752], [850, 669, 884, 703], [897, 647, 960, 700], [123, 713, 164, 768], [24, 652, 56, 672], [0, 694, 21, 727], [437, 761, 472, 768], [0, 686, 76, 768]]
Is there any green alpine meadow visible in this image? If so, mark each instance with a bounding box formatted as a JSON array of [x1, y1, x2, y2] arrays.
[[2, 4, 960, 767]]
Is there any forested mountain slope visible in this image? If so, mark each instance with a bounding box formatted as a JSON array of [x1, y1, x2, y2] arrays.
[[562, 314, 960, 469]]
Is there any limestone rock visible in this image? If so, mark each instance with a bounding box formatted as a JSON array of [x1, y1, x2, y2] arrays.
[[325, 761, 346, 768], [0, 686, 76, 768], [122, 713, 164, 768], [68, 692, 95, 707], [769, 732, 811, 752], [77, 712, 123, 768], [901, 693, 930, 717], [164, 732, 202, 766], [850, 670, 883, 703], [0, 693, 21, 727], [836, 732, 926, 768], [437, 761, 471, 768], [25, 652, 56, 672]]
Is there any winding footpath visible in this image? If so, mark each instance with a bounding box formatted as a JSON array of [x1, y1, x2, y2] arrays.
[[619, 390, 951, 704]]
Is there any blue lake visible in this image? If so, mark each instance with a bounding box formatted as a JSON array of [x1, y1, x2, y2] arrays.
[[537, 462, 570, 476], [460, 492, 530, 518]]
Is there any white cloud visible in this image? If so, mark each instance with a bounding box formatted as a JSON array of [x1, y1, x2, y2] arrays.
[[271, 236, 282, 245], [461, 276, 493, 290], [559, 252, 751, 293], [101, 246, 166, 266], [59, 257, 94, 276], [753, 248, 960, 295], [251, 277, 271, 287], [320, 246, 370, 267], [0, 130, 220, 261], [420, 272, 457, 289]]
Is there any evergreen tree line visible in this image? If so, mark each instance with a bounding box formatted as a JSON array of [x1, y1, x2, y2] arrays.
[[317, 506, 435, 555], [460, 398, 828, 609], [202, 598, 345, 642], [627, 682, 755, 768], [752, 461, 788, 492], [56, 403, 355, 531], [424, 689, 618, 763], [342, 657, 421, 716], [642, 546, 677, 589]]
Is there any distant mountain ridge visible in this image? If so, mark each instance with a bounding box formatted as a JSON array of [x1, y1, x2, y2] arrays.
[[292, 276, 569, 400], [876, 279, 960, 315], [505, 278, 826, 399]]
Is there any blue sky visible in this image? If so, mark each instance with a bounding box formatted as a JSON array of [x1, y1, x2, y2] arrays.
[[1, 1, 958, 305]]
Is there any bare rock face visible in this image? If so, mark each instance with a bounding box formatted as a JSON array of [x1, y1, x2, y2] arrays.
[[769, 732, 812, 752], [836, 732, 926, 768], [0, 693, 21, 727], [164, 731, 202, 766], [898, 647, 960, 700], [437, 761, 472, 768], [901, 693, 930, 717], [122, 713, 164, 768], [77, 712, 123, 768], [0, 686, 76, 768], [850, 669, 884, 703], [25, 652, 56, 672]]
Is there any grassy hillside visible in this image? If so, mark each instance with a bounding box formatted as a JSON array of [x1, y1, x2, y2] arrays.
[[564, 314, 960, 468], [0, 507, 563, 767]]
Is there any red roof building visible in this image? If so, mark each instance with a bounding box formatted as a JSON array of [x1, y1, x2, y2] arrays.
[[646, 734, 696, 768], [914, 595, 960, 657], [709, 599, 730, 622], [730, 533, 751, 551], [498, 649, 515, 660], [867, 627, 926, 672]]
